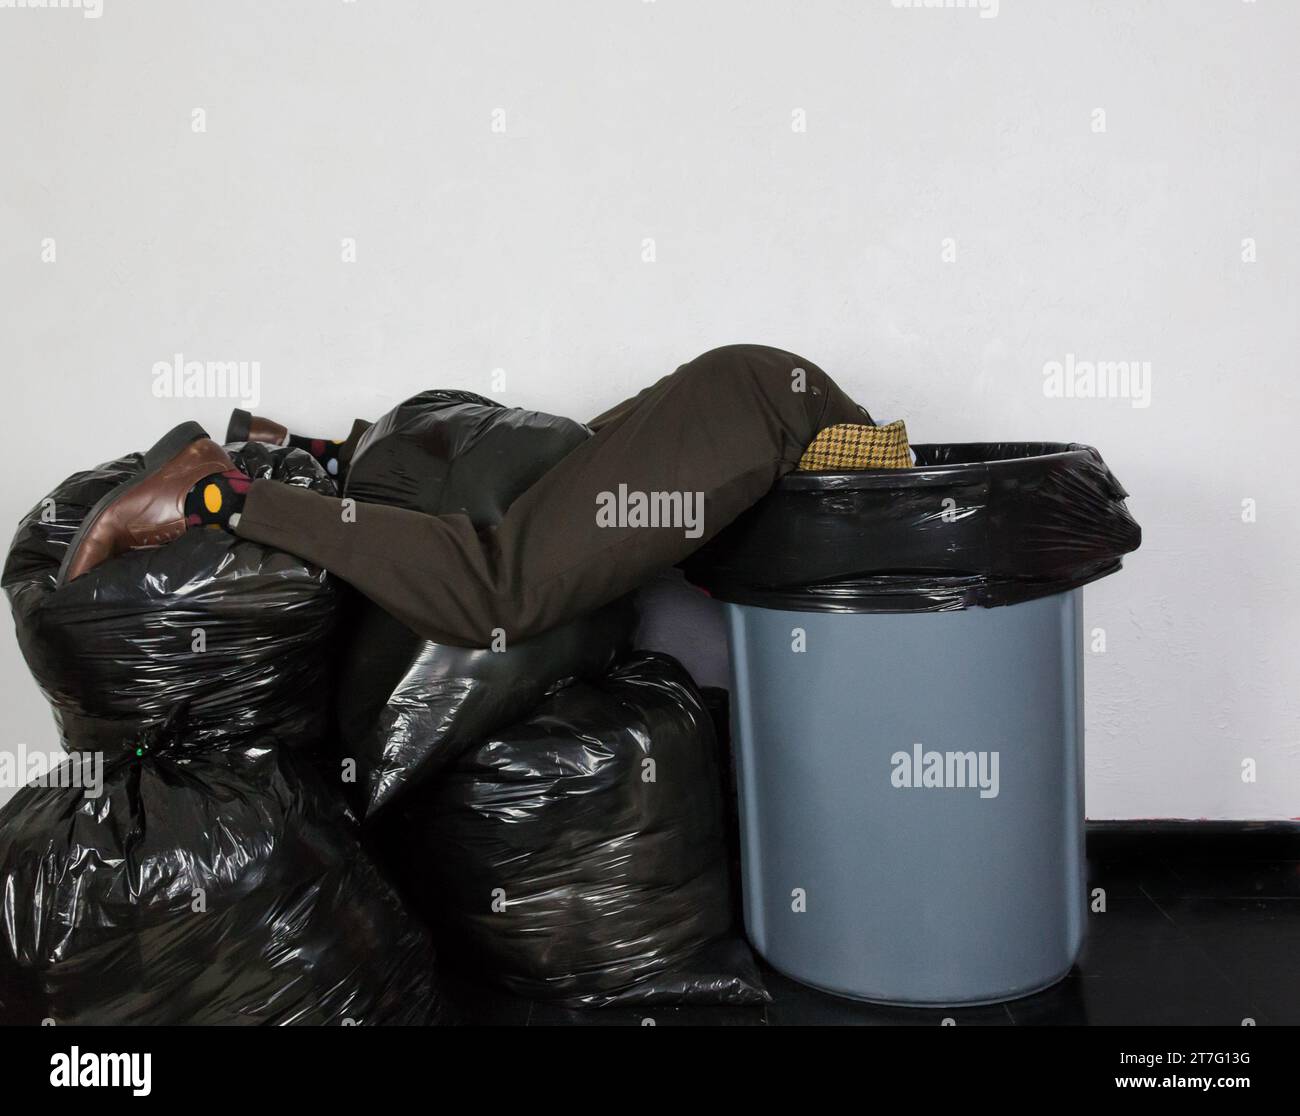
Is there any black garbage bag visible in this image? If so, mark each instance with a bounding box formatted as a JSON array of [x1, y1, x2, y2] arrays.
[[3, 441, 338, 755], [338, 599, 635, 818], [338, 390, 634, 817], [684, 441, 1142, 611], [389, 652, 768, 1007], [344, 387, 590, 520], [0, 732, 451, 1025]]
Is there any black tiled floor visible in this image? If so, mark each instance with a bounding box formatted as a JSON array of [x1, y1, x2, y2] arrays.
[[445, 822, 1300, 1026]]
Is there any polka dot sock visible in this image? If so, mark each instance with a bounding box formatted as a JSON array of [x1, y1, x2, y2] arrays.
[[288, 434, 346, 479], [185, 469, 251, 532]]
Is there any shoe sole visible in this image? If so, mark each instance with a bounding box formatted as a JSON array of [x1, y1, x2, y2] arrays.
[[55, 421, 211, 588]]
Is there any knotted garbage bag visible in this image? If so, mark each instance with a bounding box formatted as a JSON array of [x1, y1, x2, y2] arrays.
[[388, 652, 768, 1007], [3, 441, 338, 754], [338, 389, 634, 817], [0, 731, 450, 1025]]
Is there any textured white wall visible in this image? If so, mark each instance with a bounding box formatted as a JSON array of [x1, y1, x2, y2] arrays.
[[1, 0, 1296, 818]]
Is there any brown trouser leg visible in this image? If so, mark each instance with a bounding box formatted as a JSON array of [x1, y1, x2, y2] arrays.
[[234, 344, 870, 646]]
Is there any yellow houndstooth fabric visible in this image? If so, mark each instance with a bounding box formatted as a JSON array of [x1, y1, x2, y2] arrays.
[[797, 420, 912, 471]]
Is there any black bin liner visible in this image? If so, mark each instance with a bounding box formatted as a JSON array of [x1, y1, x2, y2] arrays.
[[339, 390, 634, 817], [3, 441, 339, 754], [389, 652, 768, 1007], [0, 735, 450, 1025], [338, 599, 634, 818], [684, 441, 1142, 611]]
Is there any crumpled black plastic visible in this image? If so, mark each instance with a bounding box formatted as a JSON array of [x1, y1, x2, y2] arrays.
[[345, 387, 590, 521], [388, 652, 769, 1007], [3, 441, 339, 755], [337, 599, 634, 818], [684, 441, 1142, 611], [338, 390, 634, 818], [0, 732, 450, 1025]]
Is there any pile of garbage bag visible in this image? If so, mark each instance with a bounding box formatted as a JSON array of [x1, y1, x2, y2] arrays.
[[343, 393, 763, 1003], [0, 398, 764, 1022]]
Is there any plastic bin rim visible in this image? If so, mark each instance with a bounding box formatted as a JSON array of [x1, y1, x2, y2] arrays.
[[776, 441, 1094, 492]]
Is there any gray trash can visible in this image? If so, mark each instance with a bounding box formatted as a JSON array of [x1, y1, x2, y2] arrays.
[[685, 442, 1141, 1006]]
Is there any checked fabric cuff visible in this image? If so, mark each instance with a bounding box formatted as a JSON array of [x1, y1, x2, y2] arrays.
[[797, 420, 912, 471]]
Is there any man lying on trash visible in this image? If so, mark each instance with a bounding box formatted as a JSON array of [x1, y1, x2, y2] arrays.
[[57, 344, 912, 646]]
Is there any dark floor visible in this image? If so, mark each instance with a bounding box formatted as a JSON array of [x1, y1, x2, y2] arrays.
[[446, 822, 1300, 1026]]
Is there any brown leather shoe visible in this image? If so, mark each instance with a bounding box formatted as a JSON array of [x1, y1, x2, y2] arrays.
[[225, 407, 288, 446], [57, 422, 235, 586]]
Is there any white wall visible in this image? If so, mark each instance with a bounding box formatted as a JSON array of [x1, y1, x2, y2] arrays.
[[1, 0, 1296, 818]]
